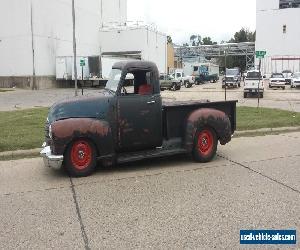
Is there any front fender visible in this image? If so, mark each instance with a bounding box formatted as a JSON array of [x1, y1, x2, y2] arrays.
[[50, 118, 114, 157], [184, 108, 232, 151]]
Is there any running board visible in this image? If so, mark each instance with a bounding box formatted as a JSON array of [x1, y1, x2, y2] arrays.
[[117, 147, 187, 164]]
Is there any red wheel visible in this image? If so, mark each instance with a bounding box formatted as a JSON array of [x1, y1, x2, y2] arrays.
[[71, 141, 92, 170], [193, 127, 217, 163], [65, 139, 97, 177]]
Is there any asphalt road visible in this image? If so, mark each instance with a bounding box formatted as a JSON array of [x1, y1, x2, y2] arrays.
[[1, 80, 300, 112], [0, 132, 299, 249]]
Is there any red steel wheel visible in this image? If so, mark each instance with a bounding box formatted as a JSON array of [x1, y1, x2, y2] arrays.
[[193, 127, 217, 163], [65, 139, 97, 177], [71, 141, 92, 170], [197, 130, 213, 157]]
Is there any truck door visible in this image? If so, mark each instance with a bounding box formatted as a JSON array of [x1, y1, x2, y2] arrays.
[[117, 70, 162, 151]]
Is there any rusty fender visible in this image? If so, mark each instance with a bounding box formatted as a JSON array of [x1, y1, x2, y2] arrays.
[[51, 118, 114, 157], [184, 108, 232, 151]]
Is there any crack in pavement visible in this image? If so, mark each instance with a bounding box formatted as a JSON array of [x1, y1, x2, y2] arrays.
[[237, 154, 300, 164], [218, 154, 300, 195], [69, 177, 91, 250]]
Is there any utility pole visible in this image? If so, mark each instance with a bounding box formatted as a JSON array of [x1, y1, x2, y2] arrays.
[[72, 0, 78, 96], [258, 58, 262, 108], [224, 49, 227, 101]]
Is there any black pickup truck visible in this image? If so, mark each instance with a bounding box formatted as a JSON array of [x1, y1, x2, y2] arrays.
[[41, 61, 237, 177]]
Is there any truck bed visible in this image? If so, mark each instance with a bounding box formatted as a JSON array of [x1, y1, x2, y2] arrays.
[[162, 100, 237, 139]]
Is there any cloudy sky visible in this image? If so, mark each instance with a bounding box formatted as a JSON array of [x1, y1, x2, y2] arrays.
[[127, 0, 256, 44]]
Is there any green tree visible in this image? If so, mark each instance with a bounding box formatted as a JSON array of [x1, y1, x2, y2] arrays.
[[190, 34, 202, 46], [202, 37, 213, 45]]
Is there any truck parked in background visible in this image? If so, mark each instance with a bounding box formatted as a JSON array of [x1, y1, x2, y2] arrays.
[[282, 70, 293, 84], [159, 74, 181, 91], [222, 68, 241, 88], [192, 63, 219, 84], [171, 70, 195, 88], [244, 70, 264, 98]]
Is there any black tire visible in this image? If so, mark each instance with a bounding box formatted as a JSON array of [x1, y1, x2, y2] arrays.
[[65, 139, 97, 177], [260, 93, 264, 98], [282, 87, 285, 90], [244, 93, 247, 98], [184, 81, 190, 88], [176, 84, 181, 91], [193, 127, 218, 163]]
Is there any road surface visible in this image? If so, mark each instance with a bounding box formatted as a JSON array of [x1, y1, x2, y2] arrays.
[[0, 132, 299, 249]]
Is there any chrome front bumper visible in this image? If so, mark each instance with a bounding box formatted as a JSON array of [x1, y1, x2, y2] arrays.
[[40, 144, 64, 170]]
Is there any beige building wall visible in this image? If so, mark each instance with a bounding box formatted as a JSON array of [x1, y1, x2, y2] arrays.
[[167, 43, 175, 72]]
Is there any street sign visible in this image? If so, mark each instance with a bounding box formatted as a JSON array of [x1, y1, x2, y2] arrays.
[[256, 51, 266, 59], [80, 59, 85, 66]]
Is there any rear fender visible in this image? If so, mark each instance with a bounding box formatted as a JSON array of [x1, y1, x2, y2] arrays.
[[184, 108, 232, 151], [51, 118, 114, 157]]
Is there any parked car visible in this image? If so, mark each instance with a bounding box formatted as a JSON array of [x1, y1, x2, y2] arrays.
[[40, 61, 237, 177], [291, 72, 300, 88], [171, 71, 194, 88], [243, 70, 264, 98], [222, 68, 241, 88], [269, 73, 286, 89], [282, 70, 293, 84], [159, 74, 181, 91]]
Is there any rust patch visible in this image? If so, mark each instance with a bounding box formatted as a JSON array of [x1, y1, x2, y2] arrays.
[[52, 118, 110, 139], [185, 108, 232, 151]]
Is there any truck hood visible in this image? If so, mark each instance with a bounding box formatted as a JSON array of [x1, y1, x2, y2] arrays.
[[48, 90, 114, 123]]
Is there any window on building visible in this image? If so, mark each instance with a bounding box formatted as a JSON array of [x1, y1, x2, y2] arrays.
[[283, 25, 287, 34], [279, 0, 300, 9]]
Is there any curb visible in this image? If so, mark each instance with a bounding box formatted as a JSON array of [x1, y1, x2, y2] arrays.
[[1, 126, 300, 160], [234, 126, 300, 137], [0, 148, 41, 160]]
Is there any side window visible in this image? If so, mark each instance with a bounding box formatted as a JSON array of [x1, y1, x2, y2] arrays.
[[120, 73, 135, 94], [120, 71, 153, 96]]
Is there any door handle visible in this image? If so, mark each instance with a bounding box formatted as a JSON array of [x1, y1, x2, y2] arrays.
[[147, 100, 156, 104]]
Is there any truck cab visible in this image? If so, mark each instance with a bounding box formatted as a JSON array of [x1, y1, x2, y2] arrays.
[[41, 61, 236, 177]]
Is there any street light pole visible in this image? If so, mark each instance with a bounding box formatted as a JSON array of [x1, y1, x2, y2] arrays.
[[72, 0, 78, 96]]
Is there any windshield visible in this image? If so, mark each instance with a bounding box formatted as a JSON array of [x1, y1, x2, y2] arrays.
[[272, 73, 284, 78], [246, 71, 262, 79], [226, 69, 239, 75], [105, 69, 122, 92]]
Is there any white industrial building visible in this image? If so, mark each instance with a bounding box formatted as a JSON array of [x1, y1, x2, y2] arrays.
[[0, 0, 167, 88], [256, 0, 300, 74]]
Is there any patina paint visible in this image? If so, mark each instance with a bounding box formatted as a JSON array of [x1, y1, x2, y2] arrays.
[[185, 108, 232, 151]]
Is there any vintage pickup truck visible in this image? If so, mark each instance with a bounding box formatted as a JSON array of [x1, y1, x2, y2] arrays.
[[41, 61, 237, 177]]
